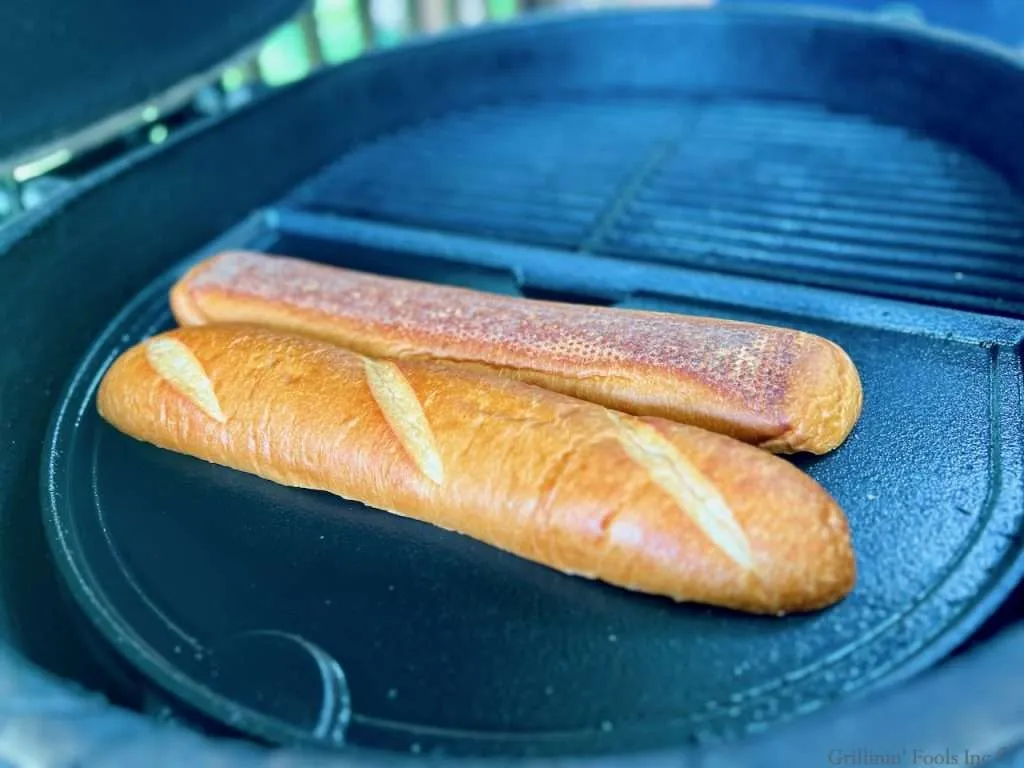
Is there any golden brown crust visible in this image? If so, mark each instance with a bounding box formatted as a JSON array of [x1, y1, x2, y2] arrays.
[[170, 251, 863, 454], [97, 324, 856, 615]]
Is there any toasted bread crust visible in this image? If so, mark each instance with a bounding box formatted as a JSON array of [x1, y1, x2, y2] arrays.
[[98, 324, 856, 615], [170, 251, 863, 454]]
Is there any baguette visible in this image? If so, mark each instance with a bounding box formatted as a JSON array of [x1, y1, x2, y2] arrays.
[[96, 324, 855, 614], [170, 250, 863, 455]]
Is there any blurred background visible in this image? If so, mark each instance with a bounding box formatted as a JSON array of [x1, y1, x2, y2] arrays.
[[208, 0, 715, 92], [5, 0, 1021, 221], [1, 0, 716, 218]]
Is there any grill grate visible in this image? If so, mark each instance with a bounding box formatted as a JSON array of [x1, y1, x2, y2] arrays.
[[292, 97, 1024, 316]]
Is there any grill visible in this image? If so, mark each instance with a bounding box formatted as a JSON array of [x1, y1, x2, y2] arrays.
[[296, 95, 1024, 316], [5, 6, 1024, 768]]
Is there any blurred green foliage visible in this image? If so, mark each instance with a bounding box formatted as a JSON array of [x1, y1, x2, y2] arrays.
[[222, 0, 520, 90]]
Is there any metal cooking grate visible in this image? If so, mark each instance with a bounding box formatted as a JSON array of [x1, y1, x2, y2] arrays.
[[294, 99, 688, 248], [292, 96, 1024, 316]]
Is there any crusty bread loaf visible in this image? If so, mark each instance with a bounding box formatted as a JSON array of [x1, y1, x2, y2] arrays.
[[170, 251, 863, 455], [96, 324, 855, 614]]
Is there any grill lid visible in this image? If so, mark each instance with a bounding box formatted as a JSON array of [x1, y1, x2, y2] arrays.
[[0, 0, 304, 175]]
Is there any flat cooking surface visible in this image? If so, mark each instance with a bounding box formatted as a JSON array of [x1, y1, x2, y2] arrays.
[[43, 203, 1024, 757], [292, 96, 1024, 317]]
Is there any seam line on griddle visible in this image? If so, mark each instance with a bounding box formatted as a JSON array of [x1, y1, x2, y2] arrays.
[[578, 113, 696, 253]]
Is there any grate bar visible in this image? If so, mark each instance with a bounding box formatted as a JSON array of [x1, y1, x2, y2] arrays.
[[315, 184, 600, 225], [294, 96, 1024, 316], [310, 177, 614, 209], [655, 158, 1017, 204], [685, 125, 987, 162], [324, 151, 642, 185], [601, 233, 1020, 302], [341, 132, 681, 167], [633, 187, 1024, 239], [620, 204, 1024, 268], [319, 194, 591, 246], [645, 175, 1024, 222], [606, 224, 1024, 290]]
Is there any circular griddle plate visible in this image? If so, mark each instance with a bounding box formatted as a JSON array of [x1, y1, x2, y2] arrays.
[[42, 260, 1023, 760]]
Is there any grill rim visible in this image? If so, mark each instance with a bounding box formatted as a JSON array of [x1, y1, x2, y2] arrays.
[[5, 5, 1024, 766]]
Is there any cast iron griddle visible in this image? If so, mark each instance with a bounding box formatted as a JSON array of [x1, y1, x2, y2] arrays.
[[42, 190, 1024, 756]]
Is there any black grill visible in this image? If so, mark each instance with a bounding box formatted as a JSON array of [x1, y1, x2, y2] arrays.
[[11, 6, 1024, 764], [294, 96, 1024, 317]]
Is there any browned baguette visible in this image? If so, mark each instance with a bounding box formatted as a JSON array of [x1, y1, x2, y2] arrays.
[[96, 324, 855, 614], [170, 251, 863, 455]]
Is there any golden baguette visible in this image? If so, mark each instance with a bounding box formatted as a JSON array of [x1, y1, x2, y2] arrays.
[[170, 251, 863, 455], [96, 324, 855, 614]]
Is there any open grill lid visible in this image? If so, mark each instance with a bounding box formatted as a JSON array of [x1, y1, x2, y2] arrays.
[[0, 0, 305, 174]]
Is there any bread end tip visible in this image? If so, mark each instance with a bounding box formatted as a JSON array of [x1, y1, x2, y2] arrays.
[[765, 336, 864, 456]]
